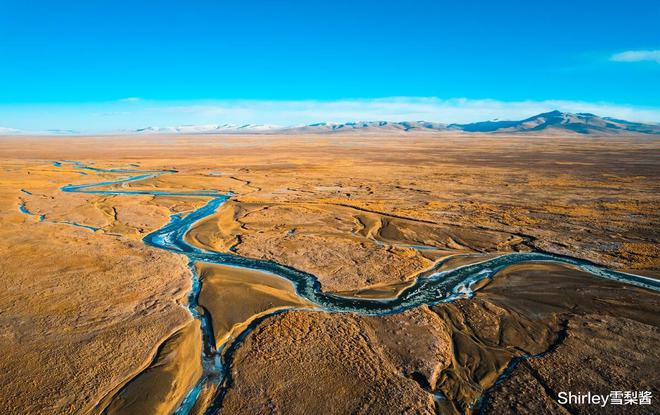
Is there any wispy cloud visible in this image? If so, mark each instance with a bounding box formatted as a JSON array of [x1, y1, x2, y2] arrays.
[[118, 97, 142, 103], [1, 97, 659, 132], [147, 97, 660, 125], [610, 50, 660, 64]]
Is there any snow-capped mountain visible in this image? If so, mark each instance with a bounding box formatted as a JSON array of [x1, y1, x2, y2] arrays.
[[134, 124, 282, 134], [2, 112, 658, 136], [130, 121, 448, 134], [283, 121, 447, 133], [129, 113, 658, 135]]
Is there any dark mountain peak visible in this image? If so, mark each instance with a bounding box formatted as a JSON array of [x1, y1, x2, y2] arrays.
[[449, 111, 659, 135]]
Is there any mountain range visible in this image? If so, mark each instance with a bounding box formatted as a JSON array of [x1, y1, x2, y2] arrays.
[[447, 110, 660, 135], [2, 111, 659, 135]]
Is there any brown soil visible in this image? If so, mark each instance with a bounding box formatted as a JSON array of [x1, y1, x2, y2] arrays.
[[221, 308, 448, 415], [197, 263, 314, 347], [223, 263, 659, 414], [102, 320, 203, 415], [0, 133, 658, 414]]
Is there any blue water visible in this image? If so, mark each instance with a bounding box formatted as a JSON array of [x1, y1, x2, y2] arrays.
[[18, 203, 45, 222], [58, 221, 99, 232], [38, 161, 660, 414], [18, 202, 97, 230], [18, 204, 31, 215]]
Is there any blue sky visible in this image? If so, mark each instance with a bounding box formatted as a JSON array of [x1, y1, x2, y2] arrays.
[[1, 0, 659, 131]]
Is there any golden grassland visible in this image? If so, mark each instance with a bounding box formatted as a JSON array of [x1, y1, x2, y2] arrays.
[[0, 133, 658, 414], [197, 263, 314, 348]]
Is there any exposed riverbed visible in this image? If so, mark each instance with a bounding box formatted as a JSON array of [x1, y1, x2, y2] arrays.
[[23, 161, 659, 414]]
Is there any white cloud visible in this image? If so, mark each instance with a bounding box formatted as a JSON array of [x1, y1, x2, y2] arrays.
[[610, 50, 660, 64], [118, 97, 142, 102]]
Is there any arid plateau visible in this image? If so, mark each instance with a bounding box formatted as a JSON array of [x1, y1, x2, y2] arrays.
[[0, 133, 658, 414]]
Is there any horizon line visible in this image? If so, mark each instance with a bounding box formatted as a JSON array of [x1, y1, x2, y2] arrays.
[[1, 97, 660, 133]]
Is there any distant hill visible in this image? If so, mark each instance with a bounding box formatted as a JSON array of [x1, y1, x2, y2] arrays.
[[447, 110, 660, 135], [2, 111, 658, 135], [282, 121, 447, 133], [134, 124, 281, 134], [0, 127, 79, 135], [136, 112, 656, 135]]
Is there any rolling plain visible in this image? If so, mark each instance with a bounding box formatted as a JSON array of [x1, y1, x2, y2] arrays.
[[0, 133, 658, 414]]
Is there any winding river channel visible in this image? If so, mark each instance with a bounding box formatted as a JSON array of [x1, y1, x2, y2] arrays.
[[31, 162, 660, 414]]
